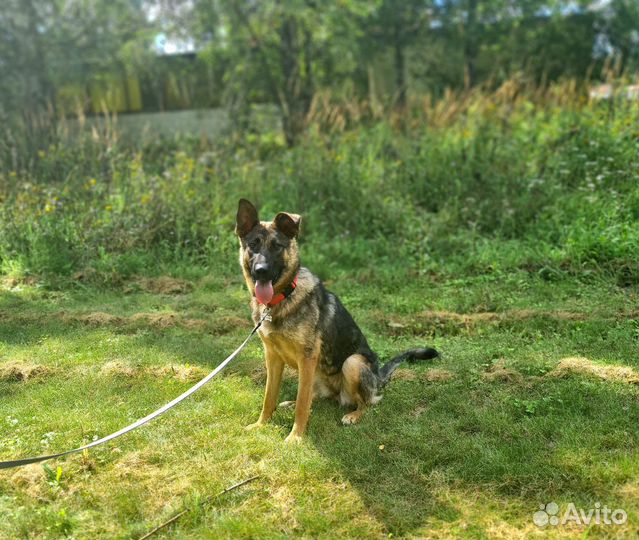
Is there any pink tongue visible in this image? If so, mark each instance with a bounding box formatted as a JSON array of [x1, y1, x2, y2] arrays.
[[255, 280, 274, 305]]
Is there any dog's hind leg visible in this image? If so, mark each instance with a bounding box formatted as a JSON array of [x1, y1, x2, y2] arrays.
[[340, 354, 380, 426], [279, 372, 338, 409]]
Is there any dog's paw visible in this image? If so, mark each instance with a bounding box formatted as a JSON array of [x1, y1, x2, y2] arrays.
[[278, 400, 296, 409], [341, 411, 362, 425], [245, 421, 266, 431], [284, 432, 303, 444]]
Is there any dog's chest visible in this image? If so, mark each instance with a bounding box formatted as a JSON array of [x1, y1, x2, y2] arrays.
[[258, 322, 314, 369]]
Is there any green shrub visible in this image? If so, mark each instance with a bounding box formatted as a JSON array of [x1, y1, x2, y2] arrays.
[[1, 84, 637, 282]]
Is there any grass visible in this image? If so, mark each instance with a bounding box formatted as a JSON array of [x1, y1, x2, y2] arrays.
[[1, 261, 638, 539], [1, 80, 638, 538]]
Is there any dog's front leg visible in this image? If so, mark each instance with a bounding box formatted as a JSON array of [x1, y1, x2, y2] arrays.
[[285, 355, 318, 443], [247, 349, 284, 429]]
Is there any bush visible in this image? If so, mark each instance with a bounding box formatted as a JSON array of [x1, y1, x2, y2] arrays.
[[1, 82, 638, 282]]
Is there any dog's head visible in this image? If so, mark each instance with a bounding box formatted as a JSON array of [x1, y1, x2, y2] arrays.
[[235, 199, 301, 305]]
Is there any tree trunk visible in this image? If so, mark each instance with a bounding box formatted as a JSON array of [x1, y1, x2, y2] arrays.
[[232, 3, 314, 146], [22, 0, 56, 152], [25, 3, 56, 107], [394, 21, 407, 109], [463, 0, 478, 89], [278, 15, 313, 147], [119, 61, 131, 112]]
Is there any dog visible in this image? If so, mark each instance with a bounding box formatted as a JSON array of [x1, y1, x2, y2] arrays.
[[236, 199, 438, 442]]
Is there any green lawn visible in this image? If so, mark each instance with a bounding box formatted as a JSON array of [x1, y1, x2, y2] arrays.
[[1, 267, 638, 539]]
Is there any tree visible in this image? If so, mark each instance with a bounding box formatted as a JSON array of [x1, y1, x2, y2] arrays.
[[0, 1, 152, 121], [189, 0, 369, 146], [598, 0, 639, 73], [365, 0, 431, 108]]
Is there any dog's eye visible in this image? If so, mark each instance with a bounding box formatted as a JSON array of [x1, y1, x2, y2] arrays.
[[248, 238, 261, 251]]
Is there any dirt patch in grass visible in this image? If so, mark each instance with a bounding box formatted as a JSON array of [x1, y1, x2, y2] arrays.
[[182, 318, 207, 330], [249, 365, 266, 383], [411, 404, 428, 418], [0, 361, 51, 382], [134, 276, 193, 295], [148, 364, 208, 382], [124, 312, 241, 332], [424, 368, 455, 382], [0, 301, 395, 337], [100, 360, 138, 377], [392, 368, 417, 381], [75, 312, 124, 325], [98, 361, 207, 381], [548, 357, 639, 384], [618, 480, 639, 500], [210, 315, 250, 334], [113, 450, 163, 482], [10, 464, 46, 498], [482, 360, 524, 383], [420, 309, 588, 324], [70, 310, 236, 333], [128, 312, 181, 329], [509, 309, 588, 321], [420, 310, 499, 324], [393, 367, 454, 382], [386, 309, 592, 336]]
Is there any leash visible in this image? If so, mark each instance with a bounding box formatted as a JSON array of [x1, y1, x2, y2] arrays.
[[0, 309, 270, 470]]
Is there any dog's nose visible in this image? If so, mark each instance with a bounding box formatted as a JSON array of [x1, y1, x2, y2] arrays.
[[254, 263, 269, 280]]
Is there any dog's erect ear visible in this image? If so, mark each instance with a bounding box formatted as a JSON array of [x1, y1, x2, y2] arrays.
[[236, 199, 259, 238], [274, 212, 301, 239]]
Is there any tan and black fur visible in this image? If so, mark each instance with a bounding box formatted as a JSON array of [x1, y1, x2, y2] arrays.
[[236, 199, 438, 442]]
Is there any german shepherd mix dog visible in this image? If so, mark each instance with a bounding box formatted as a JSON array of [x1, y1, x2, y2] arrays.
[[236, 199, 438, 442]]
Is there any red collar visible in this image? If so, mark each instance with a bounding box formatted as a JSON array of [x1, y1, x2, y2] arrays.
[[265, 273, 298, 307]]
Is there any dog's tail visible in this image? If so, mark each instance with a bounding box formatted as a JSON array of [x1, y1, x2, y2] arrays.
[[378, 347, 439, 387]]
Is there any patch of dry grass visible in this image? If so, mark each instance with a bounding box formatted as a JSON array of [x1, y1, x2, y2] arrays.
[[77, 311, 123, 325], [128, 312, 181, 329], [391, 368, 418, 381], [10, 465, 46, 498], [98, 361, 208, 382], [148, 364, 208, 382], [0, 361, 52, 382], [100, 360, 138, 377], [47, 310, 247, 334], [385, 309, 596, 336], [548, 357, 639, 384], [424, 368, 455, 383], [134, 277, 193, 295], [482, 359, 524, 383]]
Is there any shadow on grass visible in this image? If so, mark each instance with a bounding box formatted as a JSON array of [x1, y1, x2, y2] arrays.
[[260, 376, 463, 535], [306, 404, 460, 535], [273, 374, 639, 537], [0, 289, 254, 363], [4, 289, 639, 537]]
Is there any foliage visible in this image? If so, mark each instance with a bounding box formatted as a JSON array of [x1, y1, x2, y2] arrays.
[[2, 1, 639, 149], [0, 81, 638, 287]]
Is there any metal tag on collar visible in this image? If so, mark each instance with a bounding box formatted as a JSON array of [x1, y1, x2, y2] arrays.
[[263, 307, 272, 322]]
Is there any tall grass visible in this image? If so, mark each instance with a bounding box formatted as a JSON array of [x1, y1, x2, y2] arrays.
[[1, 79, 638, 284]]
